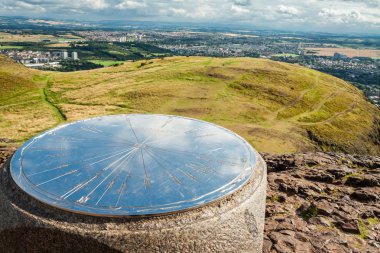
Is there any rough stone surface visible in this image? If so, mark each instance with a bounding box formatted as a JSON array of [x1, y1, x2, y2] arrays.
[[1, 148, 379, 253], [0, 147, 267, 253], [263, 152, 380, 253]]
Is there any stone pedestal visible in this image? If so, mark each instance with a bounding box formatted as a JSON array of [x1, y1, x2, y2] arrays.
[[0, 152, 266, 253]]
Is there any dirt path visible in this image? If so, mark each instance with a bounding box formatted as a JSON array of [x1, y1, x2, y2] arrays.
[[40, 77, 66, 122], [299, 102, 358, 126], [273, 73, 320, 120]]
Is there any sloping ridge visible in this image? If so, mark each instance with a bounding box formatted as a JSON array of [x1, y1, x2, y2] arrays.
[[0, 56, 379, 155]]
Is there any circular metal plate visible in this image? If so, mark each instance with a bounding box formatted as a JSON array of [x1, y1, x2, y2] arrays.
[[10, 114, 256, 217]]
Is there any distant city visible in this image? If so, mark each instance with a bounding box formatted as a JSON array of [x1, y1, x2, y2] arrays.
[[2, 50, 78, 68], [0, 17, 379, 106]]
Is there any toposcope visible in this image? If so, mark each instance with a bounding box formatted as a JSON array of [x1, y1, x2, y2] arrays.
[[1, 114, 267, 252]]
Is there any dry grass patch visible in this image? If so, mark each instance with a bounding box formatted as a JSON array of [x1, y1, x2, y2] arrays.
[[1, 56, 379, 154]]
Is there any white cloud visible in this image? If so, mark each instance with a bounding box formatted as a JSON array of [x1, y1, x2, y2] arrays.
[[277, 5, 299, 15], [168, 7, 186, 15], [89, 0, 109, 10], [116, 0, 146, 10], [318, 8, 380, 25], [231, 4, 250, 14], [0, 0, 378, 34], [232, 0, 251, 6], [15, 1, 45, 11]]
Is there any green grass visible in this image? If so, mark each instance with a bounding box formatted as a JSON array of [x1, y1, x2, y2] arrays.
[[367, 217, 378, 225], [0, 55, 379, 155], [41, 80, 66, 122], [0, 45, 24, 49], [358, 219, 367, 239], [89, 60, 125, 67], [0, 57, 59, 142], [300, 204, 319, 220]]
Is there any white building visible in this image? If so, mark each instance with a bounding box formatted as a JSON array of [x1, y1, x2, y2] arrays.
[[72, 52, 78, 60], [63, 51, 68, 59]]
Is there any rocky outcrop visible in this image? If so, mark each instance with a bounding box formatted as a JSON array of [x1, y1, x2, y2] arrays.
[[0, 146, 15, 169], [263, 152, 380, 253], [0, 148, 379, 252]]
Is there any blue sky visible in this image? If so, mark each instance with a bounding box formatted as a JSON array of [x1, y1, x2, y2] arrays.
[[0, 0, 379, 34]]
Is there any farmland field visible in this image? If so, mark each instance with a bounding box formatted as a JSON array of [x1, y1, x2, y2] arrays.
[[305, 47, 380, 58], [0, 45, 24, 49], [88, 60, 125, 67], [0, 32, 83, 43]]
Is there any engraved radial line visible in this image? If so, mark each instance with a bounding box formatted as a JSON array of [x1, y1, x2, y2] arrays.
[[149, 148, 203, 183], [80, 126, 103, 133], [55, 132, 137, 145], [72, 132, 136, 145], [145, 146, 198, 182], [185, 161, 217, 175], [95, 156, 131, 205], [144, 149, 187, 197], [113, 152, 140, 207], [28, 164, 70, 177], [97, 147, 138, 206], [138, 116, 174, 145], [125, 117, 151, 192], [87, 148, 136, 166], [148, 145, 243, 165], [142, 124, 212, 146], [96, 179, 115, 205], [145, 147, 218, 175], [77, 151, 136, 204], [82, 148, 136, 162], [192, 133, 218, 139], [143, 148, 194, 198], [184, 125, 211, 134], [179, 169, 197, 181], [30, 148, 135, 177], [115, 161, 134, 207], [81, 148, 139, 202], [160, 117, 173, 128], [140, 149, 150, 188], [37, 169, 78, 186], [146, 145, 202, 156], [125, 117, 140, 143], [146, 145, 213, 163], [45, 135, 136, 146], [61, 147, 137, 199], [29, 147, 78, 151]]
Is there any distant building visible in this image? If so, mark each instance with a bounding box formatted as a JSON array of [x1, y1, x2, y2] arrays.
[[63, 51, 68, 59], [136, 34, 143, 41], [333, 53, 348, 60], [72, 52, 78, 60], [119, 37, 127, 43]]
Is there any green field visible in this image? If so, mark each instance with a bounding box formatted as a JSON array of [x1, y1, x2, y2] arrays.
[[0, 56, 379, 155], [0, 45, 24, 49], [89, 60, 125, 67], [271, 53, 299, 58]]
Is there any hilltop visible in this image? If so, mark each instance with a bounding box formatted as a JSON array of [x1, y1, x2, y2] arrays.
[[0, 147, 379, 252], [0, 56, 379, 155]]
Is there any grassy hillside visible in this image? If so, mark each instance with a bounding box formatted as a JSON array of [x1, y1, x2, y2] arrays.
[[1, 55, 379, 155], [0, 57, 60, 143]]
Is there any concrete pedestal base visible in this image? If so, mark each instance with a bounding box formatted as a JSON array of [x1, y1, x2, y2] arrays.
[[0, 152, 267, 253]]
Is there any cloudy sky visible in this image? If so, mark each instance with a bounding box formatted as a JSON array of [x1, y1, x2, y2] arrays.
[[0, 0, 379, 34]]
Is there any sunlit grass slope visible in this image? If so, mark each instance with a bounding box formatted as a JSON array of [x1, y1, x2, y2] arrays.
[[0, 56, 59, 143], [1, 56, 379, 154]]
